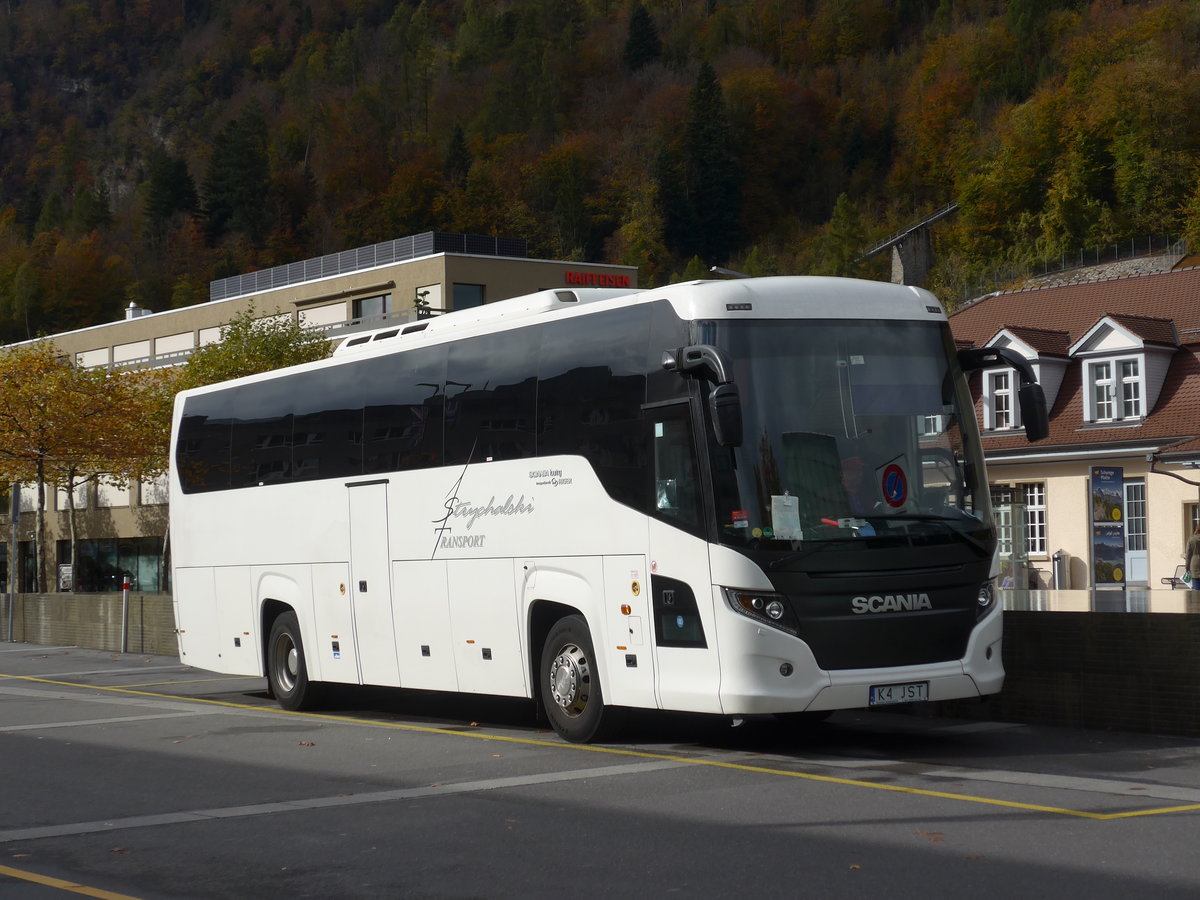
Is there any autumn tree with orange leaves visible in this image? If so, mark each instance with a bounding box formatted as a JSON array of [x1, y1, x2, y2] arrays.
[[0, 343, 175, 592]]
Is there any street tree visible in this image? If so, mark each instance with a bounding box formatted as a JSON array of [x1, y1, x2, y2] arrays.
[[0, 343, 173, 591], [45, 365, 179, 587], [176, 304, 333, 392]]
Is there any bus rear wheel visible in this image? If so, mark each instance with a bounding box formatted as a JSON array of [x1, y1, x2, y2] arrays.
[[540, 615, 613, 743], [267, 611, 319, 711]]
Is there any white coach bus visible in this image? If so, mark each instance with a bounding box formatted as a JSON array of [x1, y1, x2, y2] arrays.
[[169, 276, 1047, 742]]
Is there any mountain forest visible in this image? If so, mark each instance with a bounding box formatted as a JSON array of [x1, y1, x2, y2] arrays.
[[1, 0, 1199, 343]]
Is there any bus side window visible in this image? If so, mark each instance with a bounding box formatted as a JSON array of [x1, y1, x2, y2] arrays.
[[651, 408, 703, 534]]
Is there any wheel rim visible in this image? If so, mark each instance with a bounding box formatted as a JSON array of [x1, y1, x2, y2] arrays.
[[273, 632, 298, 693], [548, 642, 591, 718]]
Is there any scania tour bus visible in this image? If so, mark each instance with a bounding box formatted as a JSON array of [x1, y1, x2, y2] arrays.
[[170, 276, 1047, 742]]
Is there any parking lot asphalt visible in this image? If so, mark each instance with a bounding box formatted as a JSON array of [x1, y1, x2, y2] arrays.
[[4, 643, 1200, 898]]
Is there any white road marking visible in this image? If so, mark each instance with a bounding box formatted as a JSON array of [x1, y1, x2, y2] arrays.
[[0, 760, 689, 843]]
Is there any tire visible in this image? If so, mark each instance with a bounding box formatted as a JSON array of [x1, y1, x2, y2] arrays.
[[267, 611, 320, 711], [540, 615, 614, 743]]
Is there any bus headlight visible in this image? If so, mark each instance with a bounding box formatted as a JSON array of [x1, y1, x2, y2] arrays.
[[977, 581, 996, 620], [724, 588, 799, 635]]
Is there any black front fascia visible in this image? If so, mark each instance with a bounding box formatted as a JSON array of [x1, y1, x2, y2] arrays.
[[758, 540, 992, 670]]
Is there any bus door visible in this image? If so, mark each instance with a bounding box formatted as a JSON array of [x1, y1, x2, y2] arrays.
[[347, 481, 401, 686], [645, 403, 722, 714]]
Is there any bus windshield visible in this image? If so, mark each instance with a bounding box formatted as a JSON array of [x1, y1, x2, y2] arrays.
[[702, 318, 993, 558]]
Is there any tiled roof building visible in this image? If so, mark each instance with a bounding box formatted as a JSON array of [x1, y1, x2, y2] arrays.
[[950, 266, 1200, 595]]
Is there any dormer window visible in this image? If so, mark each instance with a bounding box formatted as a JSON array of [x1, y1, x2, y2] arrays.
[[1086, 356, 1141, 423], [984, 369, 1019, 430]]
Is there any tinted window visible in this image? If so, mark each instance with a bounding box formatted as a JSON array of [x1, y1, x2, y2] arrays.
[[444, 328, 540, 465], [361, 346, 447, 474], [646, 300, 693, 404], [176, 394, 232, 494], [538, 305, 651, 507], [228, 378, 295, 488], [292, 365, 364, 481]]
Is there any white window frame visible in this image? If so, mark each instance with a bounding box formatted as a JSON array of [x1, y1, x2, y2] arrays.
[[918, 414, 946, 436], [1125, 478, 1146, 552], [1086, 356, 1143, 423], [1120, 358, 1141, 419], [1023, 483, 1047, 555], [985, 370, 1017, 431]]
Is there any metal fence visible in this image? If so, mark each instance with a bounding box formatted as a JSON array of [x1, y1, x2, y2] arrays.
[[209, 233, 527, 302]]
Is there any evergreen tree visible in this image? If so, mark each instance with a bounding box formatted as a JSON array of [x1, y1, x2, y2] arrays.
[[202, 104, 271, 247], [146, 151, 199, 242], [147, 152, 199, 229], [623, 3, 661, 71], [683, 62, 739, 265], [654, 144, 695, 260], [444, 125, 473, 184]]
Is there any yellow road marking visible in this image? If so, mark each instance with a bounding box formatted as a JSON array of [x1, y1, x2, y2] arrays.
[[5, 672, 1199, 822], [105, 677, 257, 688], [0, 863, 141, 899]]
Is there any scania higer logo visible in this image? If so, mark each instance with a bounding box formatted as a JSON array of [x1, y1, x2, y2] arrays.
[[851, 593, 932, 614]]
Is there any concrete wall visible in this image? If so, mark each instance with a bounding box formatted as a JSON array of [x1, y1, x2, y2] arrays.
[[8, 590, 1200, 738], [932, 606, 1200, 737], [1, 592, 177, 656]]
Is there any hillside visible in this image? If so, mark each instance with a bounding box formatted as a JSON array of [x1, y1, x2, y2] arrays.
[[0, 0, 1198, 342]]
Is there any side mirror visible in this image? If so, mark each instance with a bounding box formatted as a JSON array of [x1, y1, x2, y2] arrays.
[[709, 383, 743, 448], [957, 346, 1050, 443], [1018, 383, 1048, 442], [663, 344, 744, 447]]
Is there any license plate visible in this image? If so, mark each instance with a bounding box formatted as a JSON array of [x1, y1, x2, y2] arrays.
[[869, 681, 929, 705]]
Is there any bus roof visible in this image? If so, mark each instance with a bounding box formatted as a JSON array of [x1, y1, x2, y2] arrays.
[[332, 277, 945, 357]]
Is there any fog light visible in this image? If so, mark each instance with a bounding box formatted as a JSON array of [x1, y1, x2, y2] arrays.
[[765, 600, 785, 620], [780, 662, 794, 677]]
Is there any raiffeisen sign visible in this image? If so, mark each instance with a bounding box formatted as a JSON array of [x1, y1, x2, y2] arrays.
[[565, 271, 632, 288]]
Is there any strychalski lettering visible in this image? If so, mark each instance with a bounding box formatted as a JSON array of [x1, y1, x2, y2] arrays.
[[850, 593, 932, 614], [449, 494, 535, 530]]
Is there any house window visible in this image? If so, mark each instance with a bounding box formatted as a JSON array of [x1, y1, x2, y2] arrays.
[[1024, 483, 1046, 555], [991, 488, 1014, 556], [352, 293, 391, 321], [1125, 479, 1146, 552], [1091, 361, 1114, 421], [918, 414, 945, 436], [452, 283, 485, 310], [987, 370, 1013, 430], [1120, 359, 1141, 418], [991, 483, 1046, 556], [1087, 357, 1142, 422]]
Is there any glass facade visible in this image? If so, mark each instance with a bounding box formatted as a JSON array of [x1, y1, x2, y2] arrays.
[[56, 538, 169, 593]]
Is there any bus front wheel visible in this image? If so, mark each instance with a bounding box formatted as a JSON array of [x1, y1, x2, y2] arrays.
[[267, 611, 319, 711], [540, 615, 613, 744]]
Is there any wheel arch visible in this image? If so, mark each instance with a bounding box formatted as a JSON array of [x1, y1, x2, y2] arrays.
[[260, 597, 293, 677], [528, 600, 584, 704]]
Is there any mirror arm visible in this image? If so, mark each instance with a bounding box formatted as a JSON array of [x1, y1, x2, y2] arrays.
[[662, 345, 735, 385], [957, 346, 1037, 389]]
